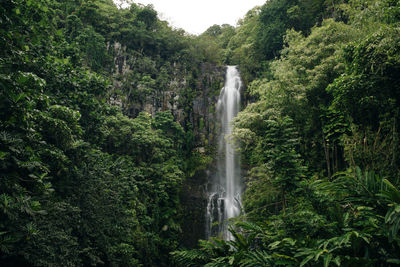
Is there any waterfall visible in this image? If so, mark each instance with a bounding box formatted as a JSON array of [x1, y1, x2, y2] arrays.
[[206, 66, 242, 241]]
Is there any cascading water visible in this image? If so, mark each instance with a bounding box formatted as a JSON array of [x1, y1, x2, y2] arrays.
[[206, 66, 242, 241]]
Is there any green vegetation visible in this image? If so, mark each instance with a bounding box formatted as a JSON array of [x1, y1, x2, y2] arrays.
[[172, 0, 400, 266], [1, 0, 400, 266], [0, 0, 213, 266]]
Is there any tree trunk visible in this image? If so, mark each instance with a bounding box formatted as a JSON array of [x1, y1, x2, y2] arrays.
[[322, 133, 331, 180]]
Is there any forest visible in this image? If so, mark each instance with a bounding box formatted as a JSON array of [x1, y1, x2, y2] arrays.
[[1, 0, 400, 266]]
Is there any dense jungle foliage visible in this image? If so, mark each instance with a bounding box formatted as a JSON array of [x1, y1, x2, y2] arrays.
[[0, 0, 214, 266], [173, 0, 400, 266], [1, 0, 400, 266]]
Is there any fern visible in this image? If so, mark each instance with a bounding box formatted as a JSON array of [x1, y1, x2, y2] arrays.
[[381, 179, 400, 203], [171, 249, 209, 267], [239, 250, 272, 267]]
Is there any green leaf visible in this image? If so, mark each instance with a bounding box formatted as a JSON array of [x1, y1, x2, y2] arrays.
[[332, 256, 341, 266], [387, 259, 400, 264], [300, 254, 314, 267], [268, 241, 281, 249], [324, 254, 333, 267], [315, 249, 327, 261], [0, 151, 8, 160]]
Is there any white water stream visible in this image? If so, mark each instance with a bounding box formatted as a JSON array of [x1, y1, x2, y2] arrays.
[[206, 66, 242, 240]]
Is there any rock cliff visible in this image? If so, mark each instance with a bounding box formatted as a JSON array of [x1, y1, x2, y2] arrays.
[[109, 41, 228, 247]]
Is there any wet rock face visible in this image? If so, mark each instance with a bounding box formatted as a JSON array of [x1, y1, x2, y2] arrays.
[[109, 44, 228, 247], [177, 64, 226, 247], [191, 63, 225, 148], [110, 43, 225, 148], [112, 42, 130, 75]]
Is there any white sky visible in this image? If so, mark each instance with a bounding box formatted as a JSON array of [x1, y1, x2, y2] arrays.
[[117, 0, 266, 35]]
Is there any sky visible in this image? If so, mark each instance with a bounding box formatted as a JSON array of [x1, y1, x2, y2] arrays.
[[117, 0, 266, 35]]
